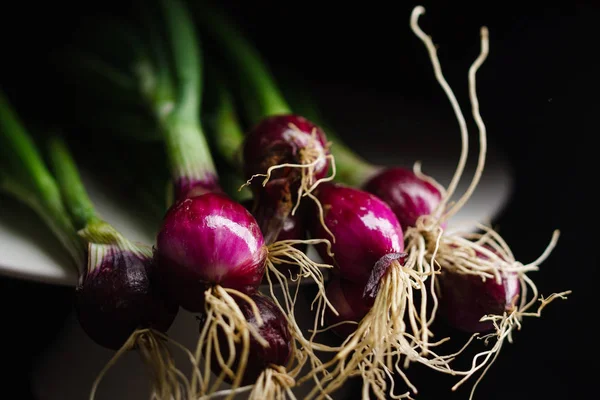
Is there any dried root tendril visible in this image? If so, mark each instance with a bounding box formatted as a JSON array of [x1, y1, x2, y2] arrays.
[[455, 289, 571, 400], [405, 214, 570, 393], [401, 217, 444, 359], [190, 286, 268, 400], [428, 229, 570, 398], [300, 261, 457, 400], [239, 125, 337, 243], [264, 239, 339, 390], [409, 4, 490, 227], [399, 8, 492, 361], [431, 227, 558, 282], [90, 328, 195, 400], [410, 6, 472, 217], [267, 238, 337, 323]]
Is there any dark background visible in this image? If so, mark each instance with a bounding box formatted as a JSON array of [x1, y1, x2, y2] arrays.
[[0, 1, 593, 399]]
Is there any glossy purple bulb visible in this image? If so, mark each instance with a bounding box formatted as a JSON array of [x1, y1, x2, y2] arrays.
[[242, 114, 330, 192], [308, 182, 405, 284], [363, 167, 442, 230], [75, 249, 178, 350], [437, 247, 520, 333], [155, 193, 268, 312], [324, 276, 372, 338], [208, 292, 292, 385]]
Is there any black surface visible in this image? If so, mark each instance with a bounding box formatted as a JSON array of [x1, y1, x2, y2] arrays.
[[0, 1, 593, 399]]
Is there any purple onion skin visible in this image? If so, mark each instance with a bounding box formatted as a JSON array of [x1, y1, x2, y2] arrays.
[[324, 276, 372, 338], [243, 114, 330, 194], [437, 247, 520, 333], [207, 292, 292, 386], [308, 182, 405, 284], [362, 167, 443, 231], [75, 251, 178, 350], [155, 193, 268, 312]]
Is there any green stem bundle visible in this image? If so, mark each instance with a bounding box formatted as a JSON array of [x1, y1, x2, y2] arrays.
[[0, 90, 85, 272]]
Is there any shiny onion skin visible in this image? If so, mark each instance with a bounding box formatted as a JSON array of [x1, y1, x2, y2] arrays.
[[308, 182, 405, 284], [324, 276, 372, 338], [242, 114, 330, 192], [207, 292, 292, 385], [362, 167, 443, 231], [437, 246, 520, 333], [75, 250, 178, 350], [155, 193, 268, 312]]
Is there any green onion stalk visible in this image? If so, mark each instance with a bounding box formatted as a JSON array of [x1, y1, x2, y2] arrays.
[[59, 0, 221, 205], [0, 90, 85, 273], [0, 90, 194, 400]]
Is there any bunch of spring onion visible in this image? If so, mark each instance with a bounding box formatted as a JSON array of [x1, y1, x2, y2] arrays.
[[57, 0, 338, 396], [0, 90, 193, 400], [291, 7, 572, 398]]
